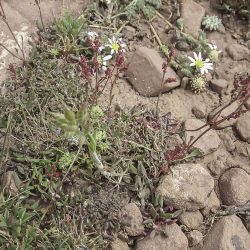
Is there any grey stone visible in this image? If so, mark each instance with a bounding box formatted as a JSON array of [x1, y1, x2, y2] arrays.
[[156, 164, 214, 211], [185, 119, 221, 155], [235, 112, 250, 143], [179, 211, 203, 229], [219, 133, 235, 152], [123, 26, 136, 40], [192, 104, 207, 119], [111, 239, 130, 250], [203, 215, 250, 250], [201, 190, 220, 216], [245, 97, 250, 110], [208, 101, 242, 128], [180, 0, 205, 38], [210, 78, 228, 94], [188, 230, 203, 247], [136, 223, 188, 250], [120, 203, 144, 236], [219, 168, 250, 206], [126, 47, 180, 97], [226, 44, 250, 61]]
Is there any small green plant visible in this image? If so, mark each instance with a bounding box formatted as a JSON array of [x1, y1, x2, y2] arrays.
[[53, 107, 110, 177], [176, 18, 184, 31], [208, 43, 222, 62], [125, 0, 162, 19], [54, 12, 86, 40], [190, 74, 207, 93], [0, 196, 38, 248], [202, 15, 222, 31]]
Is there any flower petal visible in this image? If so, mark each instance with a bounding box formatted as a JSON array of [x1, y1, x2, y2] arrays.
[[188, 56, 195, 63], [198, 52, 203, 60], [103, 55, 112, 61], [193, 52, 198, 60]]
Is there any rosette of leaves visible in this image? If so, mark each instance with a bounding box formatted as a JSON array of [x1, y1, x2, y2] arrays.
[[202, 15, 222, 31], [125, 0, 162, 19]]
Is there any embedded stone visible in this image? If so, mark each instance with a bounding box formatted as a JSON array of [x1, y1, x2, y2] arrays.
[[203, 215, 250, 250], [156, 164, 214, 211], [180, 0, 205, 38], [136, 223, 188, 250], [126, 47, 180, 97], [185, 119, 221, 155], [120, 203, 144, 236], [219, 168, 250, 206], [235, 112, 250, 143]]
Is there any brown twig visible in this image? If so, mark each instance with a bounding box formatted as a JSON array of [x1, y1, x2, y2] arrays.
[[0, 0, 26, 62], [34, 0, 45, 30]]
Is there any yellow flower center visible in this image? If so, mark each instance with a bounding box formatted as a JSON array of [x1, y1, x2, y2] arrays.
[[111, 42, 120, 53], [195, 60, 204, 69]]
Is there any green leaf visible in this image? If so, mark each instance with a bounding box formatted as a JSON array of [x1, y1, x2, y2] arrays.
[[77, 107, 88, 129], [87, 133, 97, 153], [0, 117, 7, 128], [64, 109, 76, 125], [184, 148, 202, 160]]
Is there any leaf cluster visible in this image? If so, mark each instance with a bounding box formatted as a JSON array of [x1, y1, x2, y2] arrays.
[[125, 0, 162, 19]]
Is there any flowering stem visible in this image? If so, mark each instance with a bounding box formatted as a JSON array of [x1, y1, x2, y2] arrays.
[[34, 0, 45, 30], [109, 67, 119, 108], [156, 70, 166, 117], [186, 92, 242, 132], [0, 42, 23, 61], [186, 93, 249, 152], [1, 18, 26, 62]]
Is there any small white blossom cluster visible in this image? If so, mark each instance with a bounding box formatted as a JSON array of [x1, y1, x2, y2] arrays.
[[86, 31, 126, 71]]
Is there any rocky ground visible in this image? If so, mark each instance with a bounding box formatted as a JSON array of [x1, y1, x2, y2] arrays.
[[0, 0, 250, 249]]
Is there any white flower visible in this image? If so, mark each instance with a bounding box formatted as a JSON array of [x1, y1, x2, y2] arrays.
[[188, 52, 213, 75], [87, 31, 98, 40], [208, 42, 222, 53], [106, 36, 126, 55], [98, 54, 112, 71]]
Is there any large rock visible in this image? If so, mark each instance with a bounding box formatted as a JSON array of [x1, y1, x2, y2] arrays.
[[180, 0, 205, 38], [219, 168, 250, 206], [126, 47, 180, 97], [203, 215, 250, 250], [136, 223, 188, 250], [192, 104, 207, 119], [210, 78, 228, 94], [156, 164, 214, 211], [226, 44, 250, 61], [185, 119, 221, 155], [120, 203, 144, 236], [122, 26, 136, 40], [179, 211, 203, 229], [111, 239, 130, 250], [208, 101, 241, 128], [219, 133, 235, 152], [245, 97, 250, 110], [236, 112, 250, 143], [201, 190, 220, 215], [207, 156, 230, 176], [187, 230, 203, 247]]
